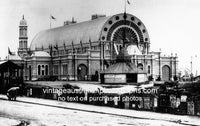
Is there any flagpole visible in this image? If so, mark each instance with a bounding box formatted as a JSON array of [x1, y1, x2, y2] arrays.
[[7, 47, 9, 60], [124, 0, 126, 14]]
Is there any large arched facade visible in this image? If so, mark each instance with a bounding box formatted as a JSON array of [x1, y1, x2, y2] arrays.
[[100, 13, 150, 54], [20, 13, 178, 81], [30, 13, 150, 54]]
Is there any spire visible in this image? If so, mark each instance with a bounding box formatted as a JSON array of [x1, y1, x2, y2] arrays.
[[18, 14, 28, 57], [20, 14, 27, 26]]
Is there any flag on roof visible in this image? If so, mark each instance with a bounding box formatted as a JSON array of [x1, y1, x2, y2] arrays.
[[54, 44, 58, 50], [50, 15, 56, 20], [8, 47, 15, 55]]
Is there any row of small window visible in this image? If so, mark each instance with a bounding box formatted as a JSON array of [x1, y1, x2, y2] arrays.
[[38, 65, 48, 76]]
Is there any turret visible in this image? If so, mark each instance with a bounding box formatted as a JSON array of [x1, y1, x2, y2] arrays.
[[18, 15, 28, 57]]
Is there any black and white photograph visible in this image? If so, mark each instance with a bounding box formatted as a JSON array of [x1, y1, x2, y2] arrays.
[[0, 0, 200, 125]]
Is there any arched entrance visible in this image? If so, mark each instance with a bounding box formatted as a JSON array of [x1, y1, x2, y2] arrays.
[[77, 64, 87, 81], [162, 65, 170, 81]]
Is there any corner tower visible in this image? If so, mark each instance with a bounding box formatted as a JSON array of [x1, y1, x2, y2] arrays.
[[18, 15, 28, 57]]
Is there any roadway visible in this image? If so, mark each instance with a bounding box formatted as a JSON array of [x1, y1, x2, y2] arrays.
[[0, 95, 200, 126]]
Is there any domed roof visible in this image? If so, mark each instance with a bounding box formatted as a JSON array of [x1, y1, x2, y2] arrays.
[[20, 15, 27, 26], [30, 13, 150, 51], [30, 15, 111, 50], [31, 51, 50, 57]]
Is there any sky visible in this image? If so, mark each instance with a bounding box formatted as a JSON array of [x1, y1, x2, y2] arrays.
[[1, 0, 200, 75]]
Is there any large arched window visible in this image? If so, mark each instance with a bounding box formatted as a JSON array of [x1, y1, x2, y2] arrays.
[[112, 27, 139, 46]]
